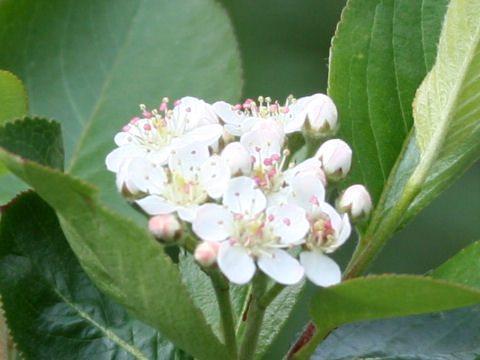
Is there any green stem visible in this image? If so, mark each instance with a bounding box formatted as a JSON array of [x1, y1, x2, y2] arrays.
[[260, 283, 285, 308], [238, 273, 268, 360], [205, 268, 238, 359]]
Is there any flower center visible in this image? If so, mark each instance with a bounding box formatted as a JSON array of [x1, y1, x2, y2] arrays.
[[229, 214, 279, 258], [306, 216, 336, 251], [163, 171, 207, 207], [252, 149, 290, 193]]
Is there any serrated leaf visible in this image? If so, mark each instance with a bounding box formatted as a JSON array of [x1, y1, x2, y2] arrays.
[[0, 69, 28, 177], [0, 192, 180, 360], [405, 0, 480, 223], [0, 144, 230, 360], [309, 275, 480, 353], [313, 241, 480, 360], [0, 118, 63, 203], [0, 118, 64, 170], [328, 0, 448, 204], [255, 282, 305, 359], [0, 0, 242, 215]]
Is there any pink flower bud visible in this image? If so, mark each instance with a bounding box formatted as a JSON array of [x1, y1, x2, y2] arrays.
[[337, 184, 372, 221], [304, 94, 338, 136], [221, 142, 253, 175], [148, 214, 181, 241], [315, 139, 352, 182], [194, 241, 220, 267]]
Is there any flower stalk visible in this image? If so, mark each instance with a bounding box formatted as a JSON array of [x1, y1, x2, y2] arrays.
[[238, 273, 269, 360], [205, 267, 238, 359]]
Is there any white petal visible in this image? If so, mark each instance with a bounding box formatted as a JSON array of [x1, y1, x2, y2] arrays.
[[267, 204, 309, 244], [176, 206, 199, 222], [181, 124, 223, 146], [169, 143, 209, 178], [213, 101, 245, 126], [337, 213, 351, 247], [300, 251, 341, 287], [218, 243, 256, 285], [105, 145, 145, 172], [201, 155, 231, 199], [287, 175, 326, 213], [257, 249, 304, 285], [241, 127, 283, 162], [127, 158, 167, 194], [136, 195, 176, 215], [223, 177, 266, 216], [193, 204, 233, 241]]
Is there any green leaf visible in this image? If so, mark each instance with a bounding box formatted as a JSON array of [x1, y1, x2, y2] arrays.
[[178, 253, 222, 339], [296, 275, 480, 359], [0, 141, 230, 360], [0, 70, 27, 124], [0, 192, 180, 360], [310, 275, 480, 338], [313, 305, 480, 360], [431, 240, 480, 288], [0, 117, 63, 203], [0, 0, 242, 214], [312, 240, 480, 360], [255, 282, 305, 359], [338, 0, 480, 279], [404, 0, 480, 224], [0, 70, 28, 177], [328, 0, 449, 204], [0, 118, 64, 170]]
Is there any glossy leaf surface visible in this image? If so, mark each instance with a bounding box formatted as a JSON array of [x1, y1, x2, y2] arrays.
[[0, 192, 179, 360]]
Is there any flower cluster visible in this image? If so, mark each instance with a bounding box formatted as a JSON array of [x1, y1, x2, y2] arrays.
[[105, 94, 372, 287]]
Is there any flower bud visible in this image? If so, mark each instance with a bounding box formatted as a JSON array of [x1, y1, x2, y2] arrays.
[[303, 94, 338, 138], [315, 139, 352, 182], [194, 241, 220, 267], [337, 184, 372, 222], [221, 141, 253, 175], [148, 214, 181, 241]]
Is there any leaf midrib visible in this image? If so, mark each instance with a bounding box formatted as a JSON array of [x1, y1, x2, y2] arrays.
[[53, 288, 151, 360], [66, 1, 143, 173]]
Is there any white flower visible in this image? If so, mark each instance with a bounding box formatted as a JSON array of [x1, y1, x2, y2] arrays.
[[192, 177, 308, 285], [282, 174, 351, 287], [135, 144, 231, 222], [337, 184, 373, 221], [221, 141, 253, 175], [300, 201, 351, 287], [239, 123, 288, 194], [315, 139, 352, 182], [213, 95, 310, 136], [105, 97, 223, 173], [302, 93, 338, 136]]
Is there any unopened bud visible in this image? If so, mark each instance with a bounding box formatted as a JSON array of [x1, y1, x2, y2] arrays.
[[315, 139, 352, 182], [148, 214, 181, 241], [337, 184, 372, 221], [194, 241, 220, 267], [221, 142, 253, 175], [304, 94, 338, 138]]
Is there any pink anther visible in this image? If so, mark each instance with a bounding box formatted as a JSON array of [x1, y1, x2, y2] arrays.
[[283, 218, 291, 226], [143, 123, 152, 131]]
